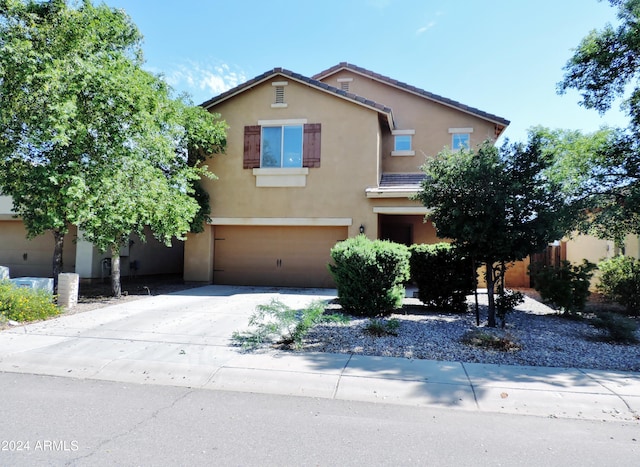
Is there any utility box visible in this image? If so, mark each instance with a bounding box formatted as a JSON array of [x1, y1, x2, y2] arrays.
[[10, 277, 53, 294]]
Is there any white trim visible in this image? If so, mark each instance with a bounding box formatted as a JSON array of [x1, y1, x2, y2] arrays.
[[253, 167, 309, 187], [373, 207, 431, 215], [258, 118, 307, 126], [392, 129, 415, 135], [365, 187, 421, 198], [448, 127, 474, 134], [337, 78, 353, 83], [210, 217, 353, 226], [270, 103, 288, 109], [272, 81, 288, 86], [253, 168, 308, 176], [391, 150, 415, 157]]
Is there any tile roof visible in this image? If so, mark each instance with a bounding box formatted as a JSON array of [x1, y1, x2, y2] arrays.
[[379, 173, 427, 189], [200, 67, 395, 127], [313, 62, 510, 127]]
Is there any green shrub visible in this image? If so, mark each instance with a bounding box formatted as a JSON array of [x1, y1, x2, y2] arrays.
[[597, 255, 640, 316], [495, 289, 525, 328], [0, 280, 59, 322], [409, 243, 474, 312], [529, 259, 596, 315], [364, 318, 400, 337], [328, 235, 410, 317], [231, 299, 348, 349], [591, 311, 638, 343]]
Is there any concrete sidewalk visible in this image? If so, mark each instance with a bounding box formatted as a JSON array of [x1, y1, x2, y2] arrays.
[[0, 285, 638, 422]]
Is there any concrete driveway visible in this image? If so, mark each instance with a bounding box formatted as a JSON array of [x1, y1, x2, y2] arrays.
[[1, 285, 639, 422]]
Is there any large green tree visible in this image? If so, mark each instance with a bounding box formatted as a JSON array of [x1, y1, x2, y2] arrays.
[[533, 126, 640, 244], [557, 0, 640, 243], [416, 139, 573, 327], [0, 0, 226, 296]]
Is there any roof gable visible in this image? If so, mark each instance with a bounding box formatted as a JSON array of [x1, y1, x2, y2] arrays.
[[201, 67, 395, 129], [313, 62, 510, 129]]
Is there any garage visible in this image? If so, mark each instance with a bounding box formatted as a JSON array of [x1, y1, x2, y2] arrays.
[[212, 225, 348, 288]]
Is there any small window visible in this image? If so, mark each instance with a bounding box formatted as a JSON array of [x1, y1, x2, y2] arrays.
[[391, 129, 415, 156], [452, 133, 470, 151], [261, 125, 303, 168], [394, 135, 412, 151]]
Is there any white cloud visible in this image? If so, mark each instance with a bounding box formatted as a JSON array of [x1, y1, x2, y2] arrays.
[[162, 60, 248, 102], [416, 21, 436, 36]]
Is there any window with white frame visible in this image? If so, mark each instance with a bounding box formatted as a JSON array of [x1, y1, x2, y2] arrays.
[[392, 129, 415, 156], [261, 125, 303, 168], [449, 127, 473, 151]]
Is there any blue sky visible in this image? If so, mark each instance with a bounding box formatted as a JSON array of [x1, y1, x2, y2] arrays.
[[103, 0, 629, 143]]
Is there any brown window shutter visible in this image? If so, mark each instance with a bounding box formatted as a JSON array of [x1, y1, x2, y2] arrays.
[[303, 123, 321, 168], [243, 125, 261, 169]]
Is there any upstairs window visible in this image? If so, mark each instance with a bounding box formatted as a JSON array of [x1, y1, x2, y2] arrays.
[[392, 129, 415, 156], [449, 128, 473, 151], [262, 125, 303, 168], [244, 122, 321, 169], [394, 135, 412, 151]]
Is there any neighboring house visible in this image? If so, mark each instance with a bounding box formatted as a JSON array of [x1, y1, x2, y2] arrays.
[[184, 62, 511, 287], [0, 194, 184, 281]]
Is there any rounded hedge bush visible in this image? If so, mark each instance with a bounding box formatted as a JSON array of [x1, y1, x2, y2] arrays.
[[328, 235, 410, 317], [409, 242, 474, 312], [597, 255, 640, 316]]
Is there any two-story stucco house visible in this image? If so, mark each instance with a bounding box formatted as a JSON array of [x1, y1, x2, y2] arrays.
[[183, 62, 511, 288]]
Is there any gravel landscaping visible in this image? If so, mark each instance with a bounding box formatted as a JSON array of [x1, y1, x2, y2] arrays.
[[5, 277, 638, 373], [298, 292, 640, 373]]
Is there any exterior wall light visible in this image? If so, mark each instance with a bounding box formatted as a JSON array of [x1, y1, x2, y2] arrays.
[[359, 224, 365, 234]]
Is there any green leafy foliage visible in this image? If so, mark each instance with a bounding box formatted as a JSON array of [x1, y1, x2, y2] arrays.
[[416, 138, 573, 326], [495, 289, 525, 329], [530, 260, 597, 315], [591, 311, 639, 344], [533, 126, 640, 244], [0, 1, 227, 296], [555, 0, 640, 243], [231, 299, 348, 349], [409, 242, 474, 312], [328, 236, 410, 317], [0, 280, 59, 322], [363, 318, 400, 337], [597, 255, 640, 315]]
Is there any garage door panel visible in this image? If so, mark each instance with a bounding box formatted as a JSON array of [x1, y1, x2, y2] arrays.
[[213, 226, 346, 287]]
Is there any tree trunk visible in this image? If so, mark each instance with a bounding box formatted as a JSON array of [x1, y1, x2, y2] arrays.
[[485, 262, 496, 327], [52, 229, 64, 294], [110, 244, 122, 298], [472, 258, 480, 326]]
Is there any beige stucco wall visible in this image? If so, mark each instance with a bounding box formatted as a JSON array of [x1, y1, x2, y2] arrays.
[[202, 76, 384, 239], [0, 221, 77, 278], [565, 234, 614, 266], [0, 221, 184, 280], [320, 70, 500, 171], [184, 228, 214, 282]]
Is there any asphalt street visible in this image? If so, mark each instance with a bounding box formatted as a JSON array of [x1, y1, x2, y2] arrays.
[[1, 372, 638, 466]]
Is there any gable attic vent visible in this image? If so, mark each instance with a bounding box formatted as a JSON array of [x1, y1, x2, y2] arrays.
[[272, 81, 288, 108], [337, 77, 353, 93]]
